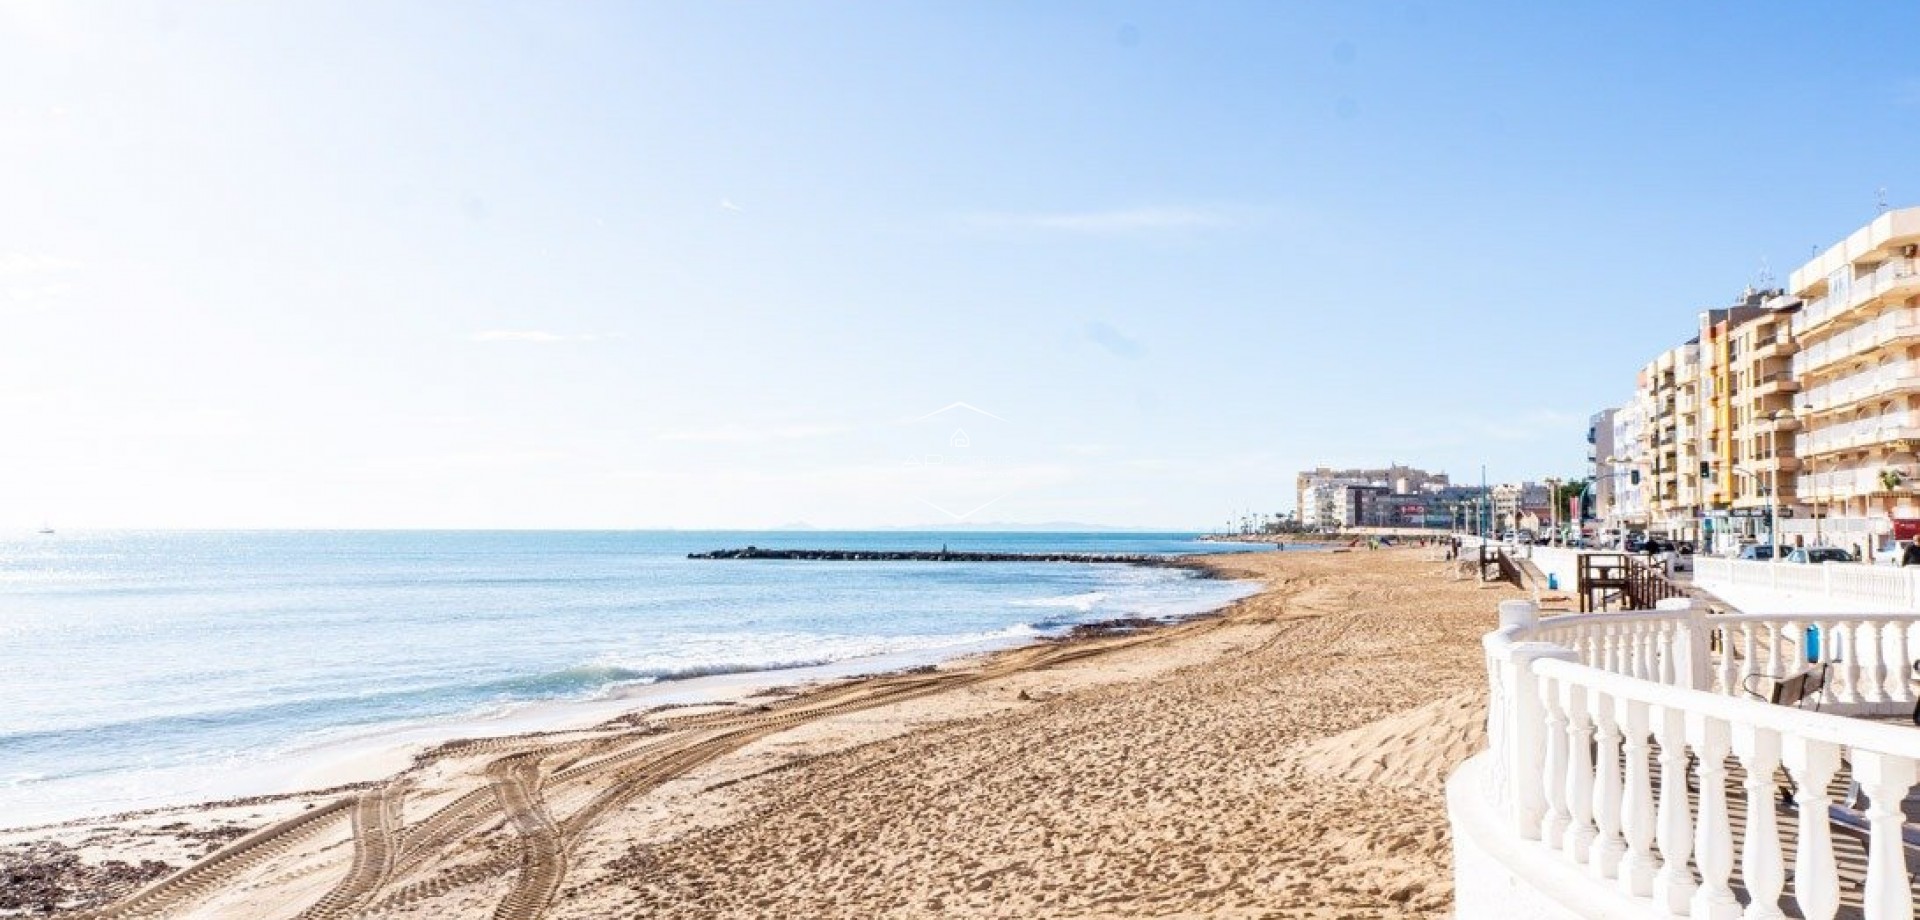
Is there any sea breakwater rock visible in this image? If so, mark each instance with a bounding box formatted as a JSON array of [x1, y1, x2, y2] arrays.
[[686, 547, 1180, 566]]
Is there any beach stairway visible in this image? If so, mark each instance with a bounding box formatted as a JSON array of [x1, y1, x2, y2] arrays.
[[1511, 556, 1577, 612]]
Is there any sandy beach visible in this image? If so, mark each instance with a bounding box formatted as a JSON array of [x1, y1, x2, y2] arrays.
[[1, 547, 1520, 919]]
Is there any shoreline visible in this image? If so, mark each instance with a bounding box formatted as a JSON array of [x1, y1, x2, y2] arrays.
[[2, 549, 1508, 918], [0, 561, 1257, 837]]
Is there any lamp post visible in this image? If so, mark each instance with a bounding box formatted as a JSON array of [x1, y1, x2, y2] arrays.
[[1766, 409, 1792, 563], [1544, 477, 1561, 545], [1604, 454, 1639, 549], [1731, 465, 1776, 561]]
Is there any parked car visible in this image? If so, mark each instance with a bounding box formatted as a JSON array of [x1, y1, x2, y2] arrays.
[[1786, 547, 1856, 564], [1736, 544, 1777, 561]]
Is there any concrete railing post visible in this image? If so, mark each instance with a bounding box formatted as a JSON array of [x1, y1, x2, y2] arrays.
[[1657, 598, 1712, 692], [1493, 600, 1580, 840]]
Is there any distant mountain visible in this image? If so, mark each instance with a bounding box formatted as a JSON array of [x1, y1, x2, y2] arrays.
[[872, 521, 1182, 533]]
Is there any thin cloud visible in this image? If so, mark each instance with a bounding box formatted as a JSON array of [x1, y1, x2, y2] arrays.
[[1083, 321, 1145, 359], [656, 423, 849, 443], [0, 252, 84, 276], [1, 252, 83, 313], [967, 206, 1243, 235], [909, 402, 1007, 423], [379, 450, 571, 470], [470, 330, 619, 344], [720, 198, 744, 213]]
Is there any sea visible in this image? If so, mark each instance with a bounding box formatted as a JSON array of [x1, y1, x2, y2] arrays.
[[0, 530, 1273, 828]]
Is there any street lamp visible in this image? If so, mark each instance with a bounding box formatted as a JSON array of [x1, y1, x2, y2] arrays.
[[1604, 454, 1641, 548], [1545, 477, 1561, 545], [1766, 409, 1793, 562], [1730, 465, 1777, 562]]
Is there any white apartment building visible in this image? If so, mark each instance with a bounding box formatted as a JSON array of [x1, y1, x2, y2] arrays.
[[1605, 401, 1649, 530], [1789, 207, 1920, 550]]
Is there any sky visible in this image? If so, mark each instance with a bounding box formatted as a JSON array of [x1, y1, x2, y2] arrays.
[[4, 1, 1919, 530]]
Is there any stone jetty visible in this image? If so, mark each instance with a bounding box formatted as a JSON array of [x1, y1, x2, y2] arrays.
[[687, 547, 1181, 565]]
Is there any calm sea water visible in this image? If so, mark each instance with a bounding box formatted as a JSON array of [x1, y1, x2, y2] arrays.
[[0, 530, 1269, 826]]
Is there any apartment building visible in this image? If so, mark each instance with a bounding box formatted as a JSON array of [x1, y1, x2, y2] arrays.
[[1589, 408, 1617, 520], [1350, 485, 1490, 529], [1491, 482, 1551, 533], [1695, 290, 1804, 550], [1719, 293, 1804, 545], [1639, 339, 1703, 540], [1789, 207, 1920, 549], [1606, 402, 1649, 530], [1294, 465, 1451, 530]]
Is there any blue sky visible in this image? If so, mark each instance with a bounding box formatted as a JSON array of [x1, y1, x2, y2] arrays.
[[4, 2, 1918, 529]]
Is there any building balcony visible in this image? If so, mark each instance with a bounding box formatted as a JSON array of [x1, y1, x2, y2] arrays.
[[1744, 455, 1801, 473], [1796, 423, 1920, 458], [1794, 307, 1920, 377], [1794, 359, 1920, 419], [1792, 257, 1920, 343], [1752, 372, 1799, 397], [1751, 334, 1797, 360]]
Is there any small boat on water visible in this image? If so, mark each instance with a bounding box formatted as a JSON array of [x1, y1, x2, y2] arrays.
[[37, 523, 54, 535]]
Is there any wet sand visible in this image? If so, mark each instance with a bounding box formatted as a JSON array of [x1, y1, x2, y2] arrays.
[[0, 547, 1520, 918]]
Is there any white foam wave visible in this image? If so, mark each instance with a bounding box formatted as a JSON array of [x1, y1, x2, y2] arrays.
[[1011, 591, 1107, 612], [580, 625, 1041, 692]]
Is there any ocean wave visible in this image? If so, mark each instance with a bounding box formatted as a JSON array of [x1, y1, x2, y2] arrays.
[[1011, 591, 1107, 612], [566, 626, 1043, 694]]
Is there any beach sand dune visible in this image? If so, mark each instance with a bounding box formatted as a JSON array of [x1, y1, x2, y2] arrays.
[[1, 548, 1518, 918]]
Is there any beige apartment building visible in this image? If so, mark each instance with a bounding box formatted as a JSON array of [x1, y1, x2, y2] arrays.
[[1625, 289, 1805, 549], [1703, 293, 1804, 549], [1789, 207, 1920, 548], [1639, 339, 1702, 540]]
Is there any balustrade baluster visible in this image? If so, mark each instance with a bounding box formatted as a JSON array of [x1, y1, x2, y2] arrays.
[[1891, 621, 1914, 705], [1635, 622, 1654, 680], [1562, 682, 1597, 855], [1859, 621, 1887, 704], [1659, 621, 1678, 685], [1588, 689, 1625, 877], [1653, 705, 1697, 913], [1830, 620, 1859, 706], [1764, 621, 1782, 682], [1539, 673, 1570, 847], [1731, 724, 1785, 920], [1783, 620, 1801, 673], [1781, 737, 1840, 920], [1718, 624, 1739, 695], [1616, 697, 1656, 896], [1740, 623, 1759, 696], [1688, 714, 1740, 920], [1851, 751, 1917, 920]]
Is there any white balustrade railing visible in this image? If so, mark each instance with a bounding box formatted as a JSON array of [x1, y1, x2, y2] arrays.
[[1478, 599, 1920, 918], [1697, 555, 1920, 612]]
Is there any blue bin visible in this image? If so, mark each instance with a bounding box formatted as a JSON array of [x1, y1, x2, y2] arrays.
[[1805, 625, 1821, 663]]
